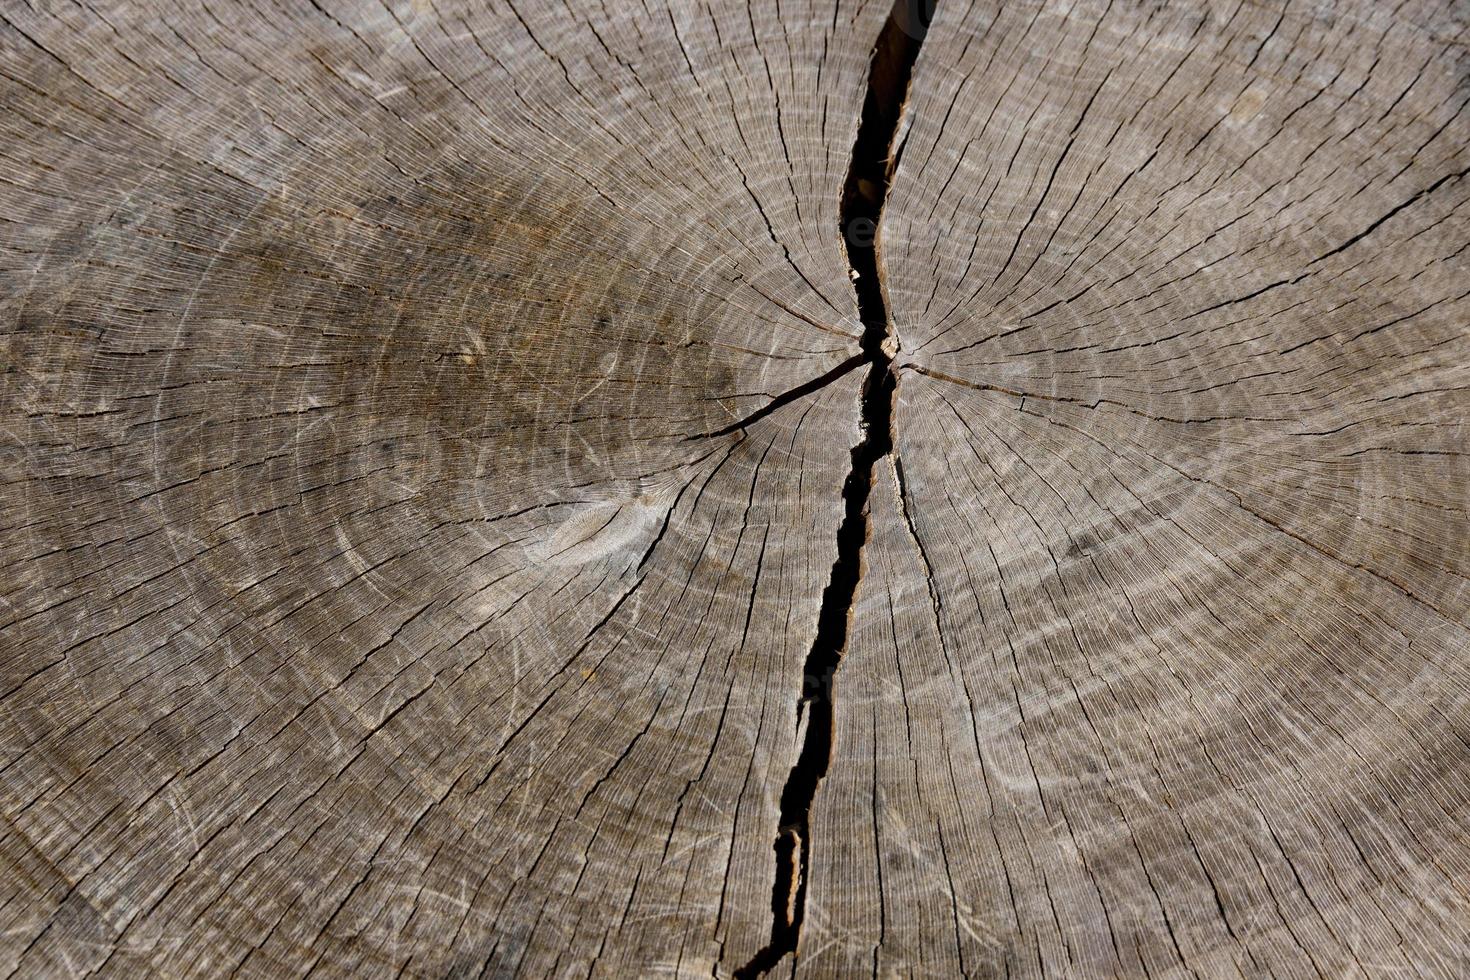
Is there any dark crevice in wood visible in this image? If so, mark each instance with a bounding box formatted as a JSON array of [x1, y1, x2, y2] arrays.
[[734, 1, 931, 976], [685, 353, 866, 438]]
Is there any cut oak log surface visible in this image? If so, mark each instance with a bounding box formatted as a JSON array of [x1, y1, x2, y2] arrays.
[[1, 0, 1468, 975]]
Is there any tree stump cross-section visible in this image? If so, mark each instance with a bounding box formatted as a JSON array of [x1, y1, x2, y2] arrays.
[[1, 0, 1468, 976]]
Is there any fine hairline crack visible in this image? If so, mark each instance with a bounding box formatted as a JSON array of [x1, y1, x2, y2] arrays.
[[734, 1, 932, 976]]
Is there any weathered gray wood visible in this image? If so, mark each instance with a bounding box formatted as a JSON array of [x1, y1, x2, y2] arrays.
[[808, 0, 1470, 975], [0, 1, 883, 974], [1, 0, 1467, 976]]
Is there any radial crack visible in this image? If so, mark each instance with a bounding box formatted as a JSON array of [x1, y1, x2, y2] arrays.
[[686, 353, 866, 439], [734, 1, 932, 975]]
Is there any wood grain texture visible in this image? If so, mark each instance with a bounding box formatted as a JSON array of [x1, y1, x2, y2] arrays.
[[1, 0, 1467, 976]]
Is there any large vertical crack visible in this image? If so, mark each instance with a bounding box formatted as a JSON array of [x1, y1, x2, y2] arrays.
[[734, 1, 932, 975]]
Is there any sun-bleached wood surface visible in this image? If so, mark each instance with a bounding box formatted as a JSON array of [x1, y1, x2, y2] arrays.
[[2, 0, 1468, 976]]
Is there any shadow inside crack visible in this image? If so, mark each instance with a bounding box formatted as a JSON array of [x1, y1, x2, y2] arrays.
[[733, 0, 933, 976]]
